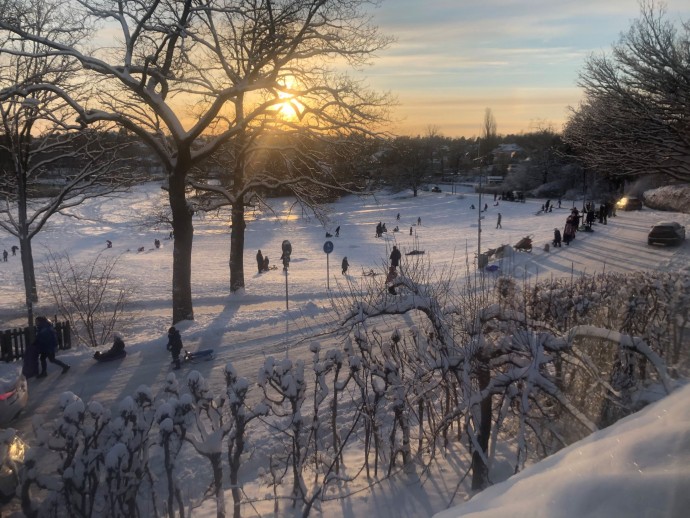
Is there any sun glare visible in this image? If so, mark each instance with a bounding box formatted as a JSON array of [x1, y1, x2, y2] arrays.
[[273, 80, 303, 121]]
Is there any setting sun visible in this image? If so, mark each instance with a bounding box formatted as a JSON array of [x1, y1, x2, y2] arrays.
[[273, 78, 303, 121]]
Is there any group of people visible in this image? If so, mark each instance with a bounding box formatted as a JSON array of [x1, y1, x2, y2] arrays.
[[20, 317, 186, 378], [553, 201, 617, 247], [255, 249, 271, 273]]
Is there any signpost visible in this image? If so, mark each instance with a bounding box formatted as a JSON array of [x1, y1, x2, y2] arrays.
[[323, 240, 334, 290], [282, 240, 292, 310]]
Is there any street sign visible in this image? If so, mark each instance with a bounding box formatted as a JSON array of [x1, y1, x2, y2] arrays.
[[323, 240, 334, 254]]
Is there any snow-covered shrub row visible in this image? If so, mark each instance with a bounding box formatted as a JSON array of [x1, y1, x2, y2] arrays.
[[14, 270, 686, 517]]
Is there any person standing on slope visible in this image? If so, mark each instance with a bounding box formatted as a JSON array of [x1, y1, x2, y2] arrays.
[[167, 326, 184, 370]]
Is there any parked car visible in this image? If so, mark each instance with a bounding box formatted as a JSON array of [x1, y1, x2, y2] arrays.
[[647, 221, 686, 246], [616, 196, 643, 211], [0, 363, 28, 426], [431, 186, 442, 193]]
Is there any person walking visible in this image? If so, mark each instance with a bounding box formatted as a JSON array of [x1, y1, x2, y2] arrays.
[[256, 249, 264, 273], [166, 326, 184, 370], [417, 216, 421, 226], [496, 213, 502, 229], [35, 316, 70, 377], [335, 226, 340, 237], [553, 228, 562, 247], [390, 245, 401, 271], [2, 250, 7, 262], [341, 256, 349, 275], [11, 245, 18, 256]]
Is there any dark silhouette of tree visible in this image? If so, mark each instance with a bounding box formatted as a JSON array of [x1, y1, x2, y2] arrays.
[[563, 1, 690, 182], [0, 0, 136, 329], [1, 0, 393, 322]]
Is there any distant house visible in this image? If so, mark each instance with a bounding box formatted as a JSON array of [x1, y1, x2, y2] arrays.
[[492, 143, 524, 161]]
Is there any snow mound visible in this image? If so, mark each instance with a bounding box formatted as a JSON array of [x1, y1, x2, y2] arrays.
[[643, 184, 690, 213], [434, 383, 690, 518]]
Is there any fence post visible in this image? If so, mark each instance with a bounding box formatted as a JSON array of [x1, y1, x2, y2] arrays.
[[1, 330, 12, 362]]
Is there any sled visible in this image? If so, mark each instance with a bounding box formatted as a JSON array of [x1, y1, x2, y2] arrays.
[[514, 235, 533, 252], [183, 349, 214, 363], [362, 269, 380, 277], [405, 250, 425, 256], [93, 350, 127, 362]]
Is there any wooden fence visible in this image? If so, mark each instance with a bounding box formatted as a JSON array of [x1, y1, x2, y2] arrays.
[[1, 320, 71, 362]]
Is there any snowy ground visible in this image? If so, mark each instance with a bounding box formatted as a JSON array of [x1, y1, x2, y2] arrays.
[[1, 182, 689, 517]]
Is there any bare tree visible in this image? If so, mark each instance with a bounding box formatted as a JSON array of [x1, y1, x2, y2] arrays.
[[0, 0, 393, 322], [43, 251, 136, 348], [0, 1, 136, 328], [382, 136, 431, 196], [563, 0, 690, 182], [480, 107, 498, 159]]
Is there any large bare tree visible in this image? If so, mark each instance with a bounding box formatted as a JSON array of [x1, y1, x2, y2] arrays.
[[0, 0, 135, 327], [563, 1, 690, 182], [0, 0, 392, 323]]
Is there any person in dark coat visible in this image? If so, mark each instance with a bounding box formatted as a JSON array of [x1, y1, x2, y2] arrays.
[[35, 316, 70, 377], [11, 245, 18, 256], [263, 256, 269, 272], [167, 326, 183, 370], [390, 245, 401, 270], [94, 333, 126, 360], [335, 226, 340, 237], [342, 256, 349, 275], [256, 249, 264, 273], [553, 228, 562, 247], [496, 213, 502, 229]]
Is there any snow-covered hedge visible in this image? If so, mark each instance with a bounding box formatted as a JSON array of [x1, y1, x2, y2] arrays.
[[11, 270, 688, 517]]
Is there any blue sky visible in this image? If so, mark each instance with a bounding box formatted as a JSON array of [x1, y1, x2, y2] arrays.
[[364, 0, 690, 137]]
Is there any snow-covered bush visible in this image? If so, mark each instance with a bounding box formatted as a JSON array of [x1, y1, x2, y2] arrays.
[[16, 268, 686, 517]]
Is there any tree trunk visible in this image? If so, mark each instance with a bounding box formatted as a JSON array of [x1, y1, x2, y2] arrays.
[[229, 202, 246, 292], [471, 362, 492, 490], [168, 168, 195, 324], [17, 171, 37, 305], [19, 237, 37, 306]]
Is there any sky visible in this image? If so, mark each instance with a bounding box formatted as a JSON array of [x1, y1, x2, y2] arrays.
[[364, 0, 690, 137], [1, 182, 689, 516]]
